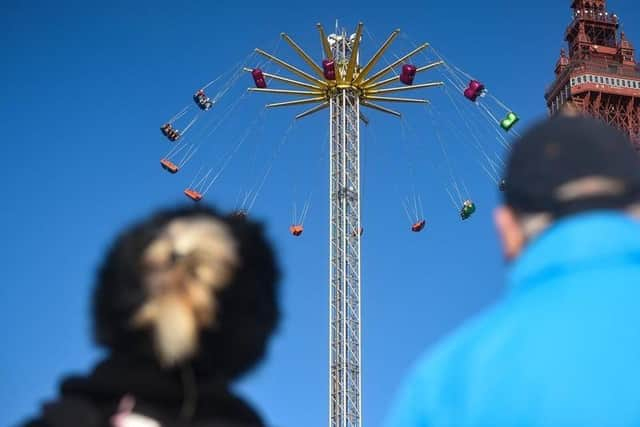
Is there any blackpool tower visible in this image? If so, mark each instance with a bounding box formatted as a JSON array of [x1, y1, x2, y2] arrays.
[[545, 0, 640, 146]]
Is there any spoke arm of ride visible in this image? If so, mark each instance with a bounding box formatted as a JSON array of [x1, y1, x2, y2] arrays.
[[249, 88, 325, 96], [359, 112, 370, 125], [295, 101, 330, 119], [266, 96, 327, 108], [417, 60, 445, 73], [366, 81, 444, 95], [360, 101, 401, 117], [255, 48, 327, 87], [317, 23, 334, 61], [361, 74, 398, 90], [353, 29, 400, 84], [361, 43, 429, 86], [363, 95, 429, 103], [281, 33, 326, 79], [243, 68, 319, 90], [345, 22, 364, 83], [364, 60, 444, 90]]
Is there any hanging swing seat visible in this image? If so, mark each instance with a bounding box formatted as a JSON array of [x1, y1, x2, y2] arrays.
[[461, 200, 476, 220], [160, 159, 179, 174], [160, 123, 181, 141], [411, 219, 426, 232], [289, 224, 304, 236], [232, 210, 247, 219], [322, 59, 336, 80], [400, 64, 417, 85], [500, 112, 519, 131], [193, 89, 214, 111], [184, 189, 203, 202], [252, 69, 267, 88], [464, 80, 485, 102]]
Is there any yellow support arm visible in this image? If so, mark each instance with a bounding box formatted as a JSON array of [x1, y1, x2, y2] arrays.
[[364, 60, 445, 90], [363, 96, 429, 103], [353, 29, 400, 84], [249, 88, 324, 96], [243, 68, 319, 90], [296, 101, 330, 119], [281, 33, 325, 79], [361, 101, 401, 117], [345, 22, 364, 82], [266, 97, 327, 108], [361, 43, 429, 86], [255, 48, 327, 87], [317, 23, 333, 60], [366, 81, 444, 95]]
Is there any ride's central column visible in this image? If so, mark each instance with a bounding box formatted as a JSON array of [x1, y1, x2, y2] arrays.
[[248, 21, 443, 427], [329, 31, 362, 427]]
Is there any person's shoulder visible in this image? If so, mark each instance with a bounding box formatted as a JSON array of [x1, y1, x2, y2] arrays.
[[18, 419, 50, 427], [413, 301, 509, 385], [18, 395, 104, 427], [385, 301, 512, 426]]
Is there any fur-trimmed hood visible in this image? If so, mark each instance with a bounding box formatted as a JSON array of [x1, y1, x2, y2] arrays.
[[22, 205, 280, 427], [93, 205, 280, 380]]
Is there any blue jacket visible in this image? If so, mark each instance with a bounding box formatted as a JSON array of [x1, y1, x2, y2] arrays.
[[385, 212, 640, 427]]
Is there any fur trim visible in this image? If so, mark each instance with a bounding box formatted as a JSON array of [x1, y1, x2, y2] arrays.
[[93, 205, 280, 380], [132, 217, 238, 366]]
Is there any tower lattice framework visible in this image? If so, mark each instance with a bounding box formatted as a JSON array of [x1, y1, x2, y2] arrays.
[[545, 0, 640, 146], [328, 36, 362, 426], [248, 22, 443, 426]]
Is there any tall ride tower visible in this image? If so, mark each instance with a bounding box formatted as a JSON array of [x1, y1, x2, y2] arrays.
[[248, 23, 443, 426], [545, 0, 640, 145]]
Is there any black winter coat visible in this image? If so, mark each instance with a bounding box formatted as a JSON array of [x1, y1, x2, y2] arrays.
[[21, 355, 265, 427]]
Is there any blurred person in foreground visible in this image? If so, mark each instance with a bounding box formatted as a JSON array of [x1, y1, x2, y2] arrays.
[[385, 116, 640, 427], [22, 205, 280, 427]]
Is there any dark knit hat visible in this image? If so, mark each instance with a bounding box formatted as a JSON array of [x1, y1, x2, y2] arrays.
[[503, 115, 640, 217]]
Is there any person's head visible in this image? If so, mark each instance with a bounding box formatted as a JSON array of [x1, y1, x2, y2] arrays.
[[93, 205, 280, 382], [495, 115, 640, 260]]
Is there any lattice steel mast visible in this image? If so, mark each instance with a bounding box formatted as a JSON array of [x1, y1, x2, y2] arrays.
[[247, 22, 443, 427]]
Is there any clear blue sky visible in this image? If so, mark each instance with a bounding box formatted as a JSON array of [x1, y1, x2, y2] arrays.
[[2, 1, 639, 426]]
